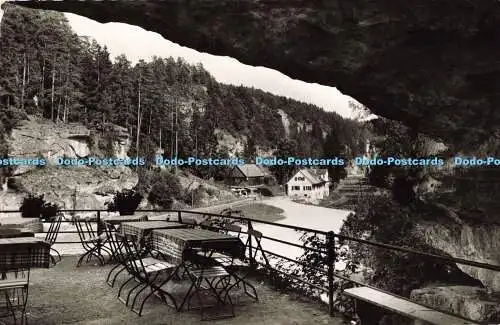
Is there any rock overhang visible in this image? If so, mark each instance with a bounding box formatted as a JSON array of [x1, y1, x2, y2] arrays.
[[5, 0, 500, 150]]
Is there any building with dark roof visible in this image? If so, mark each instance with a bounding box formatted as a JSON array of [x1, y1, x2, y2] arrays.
[[228, 164, 268, 185]]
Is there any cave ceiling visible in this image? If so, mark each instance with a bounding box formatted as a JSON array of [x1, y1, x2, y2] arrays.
[[11, 0, 500, 150]]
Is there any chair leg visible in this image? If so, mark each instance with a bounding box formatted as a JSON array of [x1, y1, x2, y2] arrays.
[[106, 264, 125, 286], [130, 282, 150, 312], [118, 276, 135, 304], [76, 250, 92, 267], [126, 281, 147, 307], [50, 247, 62, 263]]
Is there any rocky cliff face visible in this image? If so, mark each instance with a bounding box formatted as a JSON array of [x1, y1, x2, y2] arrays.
[[410, 286, 500, 322], [1, 116, 138, 211], [414, 222, 500, 292], [9, 116, 92, 174]]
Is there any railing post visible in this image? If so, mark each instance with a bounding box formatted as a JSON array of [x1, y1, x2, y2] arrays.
[[326, 231, 336, 317], [96, 210, 102, 256], [177, 211, 182, 223], [247, 220, 254, 270]]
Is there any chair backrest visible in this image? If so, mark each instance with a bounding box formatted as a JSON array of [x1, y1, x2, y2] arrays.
[[199, 220, 215, 231], [118, 233, 147, 278], [74, 216, 97, 247], [246, 229, 269, 264], [181, 218, 197, 227], [248, 229, 262, 240], [113, 232, 133, 269], [225, 224, 242, 238], [103, 222, 124, 264], [45, 214, 63, 245]]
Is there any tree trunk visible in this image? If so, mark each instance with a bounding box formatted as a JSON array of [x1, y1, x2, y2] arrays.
[[56, 69, 63, 122], [136, 79, 142, 171], [63, 95, 68, 123], [174, 102, 178, 173], [50, 56, 56, 121], [56, 95, 62, 122], [159, 128, 162, 150], [21, 52, 26, 110], [148, 106, 152, 135], [170, 101, 174, 158], [40, 59, 45, 111]]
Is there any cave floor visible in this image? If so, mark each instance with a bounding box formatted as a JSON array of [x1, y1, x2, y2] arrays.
[[7, 256, 346, 325]]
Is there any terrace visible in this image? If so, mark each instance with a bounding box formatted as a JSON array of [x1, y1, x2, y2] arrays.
[[25, 257, 342, 325]]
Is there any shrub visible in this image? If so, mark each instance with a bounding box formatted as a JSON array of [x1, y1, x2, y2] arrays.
[[41, 202, 60, 221], [20, 193, 60, 221], [20, 194, 45, 218], [147, 171, 183, 208], [148, 184, 174, 209], [257, 187, 274, 197], [105, 189, 142, 215]]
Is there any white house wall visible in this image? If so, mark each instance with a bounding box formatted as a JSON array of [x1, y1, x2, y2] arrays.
[[286, 170, 330, 200]]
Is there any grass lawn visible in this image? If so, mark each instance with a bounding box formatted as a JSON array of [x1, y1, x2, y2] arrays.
[[235, 203, 285, 222]]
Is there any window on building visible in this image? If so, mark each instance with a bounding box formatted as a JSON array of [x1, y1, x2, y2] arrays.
[[291, 186, 300, 191], [303, 186, 312, 191]]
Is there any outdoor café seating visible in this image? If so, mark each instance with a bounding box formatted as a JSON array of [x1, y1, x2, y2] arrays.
[[75, 216, 112, 267], [115, 232, 177, 316], [0, 248, 31, 325], [203, 226, 260, 302], [98, 218, 255, 320], [0, 237, 51, 325], [44, 214, 63, 265]]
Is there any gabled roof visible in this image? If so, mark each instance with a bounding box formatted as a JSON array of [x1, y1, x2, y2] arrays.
[[235, 164, 266, 178], [309, 169, 328, 180], [288, 168, 328, 185]]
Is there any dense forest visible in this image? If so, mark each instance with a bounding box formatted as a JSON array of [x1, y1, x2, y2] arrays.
[[0, 5, 368, 184]]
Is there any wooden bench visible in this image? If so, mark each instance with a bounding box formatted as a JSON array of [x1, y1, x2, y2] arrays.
[[343, 286, 480, 325]]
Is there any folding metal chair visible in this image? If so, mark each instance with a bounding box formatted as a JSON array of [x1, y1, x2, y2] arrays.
[[0, 247, 32, 325], [210, 226, 259, 302], [184, 241, 235, 320], [104, 222, 128, 287], [115, 233, 177, 316], [44, 213, 63, 265], [75, 216, 111, 267]]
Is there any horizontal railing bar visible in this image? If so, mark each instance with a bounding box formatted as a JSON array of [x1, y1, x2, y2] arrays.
[[187, 210, 328, 235], [335, 233, 500, 272], [260, 234, 326, 254], [1, 208, 499, 273], [52, 241, 82, 244]]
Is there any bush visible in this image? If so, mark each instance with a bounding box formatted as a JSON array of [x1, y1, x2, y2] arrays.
[[257, 187, 274, 197], [147, 171, 183, 208], [19, 193, 60, 221], [105, 189, 142, 215], [148, 183, 174, 209]]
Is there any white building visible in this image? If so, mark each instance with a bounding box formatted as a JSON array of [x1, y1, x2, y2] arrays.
[[286, 169, 330, 201]]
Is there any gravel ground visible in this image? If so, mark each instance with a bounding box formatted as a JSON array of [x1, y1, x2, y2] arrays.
[[11, 256, 346, 325]]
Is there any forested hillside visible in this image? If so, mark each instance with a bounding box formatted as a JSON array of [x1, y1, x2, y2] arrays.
[[0, 4, 368, 184]]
